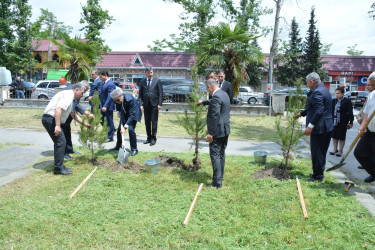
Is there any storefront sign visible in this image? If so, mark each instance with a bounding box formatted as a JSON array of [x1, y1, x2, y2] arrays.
[[358, 76, 368, 85]]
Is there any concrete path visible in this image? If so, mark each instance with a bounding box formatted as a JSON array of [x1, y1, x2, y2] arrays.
[[1, 121, 375, 216]]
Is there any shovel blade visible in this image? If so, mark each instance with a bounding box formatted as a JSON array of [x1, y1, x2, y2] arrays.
[[326, 162, 346, 172], [118, 147, 130, 165]]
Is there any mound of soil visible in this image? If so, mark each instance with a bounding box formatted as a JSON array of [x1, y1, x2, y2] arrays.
[[157, 155, 185, 168], [104, 160, 144, 174], [252, 166, 290, 181]]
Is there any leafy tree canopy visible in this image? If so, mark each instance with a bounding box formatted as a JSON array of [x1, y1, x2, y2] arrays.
[[346, 44, 365, 56]]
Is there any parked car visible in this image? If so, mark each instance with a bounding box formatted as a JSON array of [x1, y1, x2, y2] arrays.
[[236, 86, 264, 105], [349, 91, 369, 108], [160, 79, 194, 87], [163, 83, 206, 103], [120, 83, 139, 98], [23, 82, 35, 98], [31, 80, 89, 101], [264, 87, 310, 108]]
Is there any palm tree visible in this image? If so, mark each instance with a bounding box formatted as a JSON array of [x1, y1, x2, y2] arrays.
[[43, 33, 99, 83], [196, 22, 264, 95]]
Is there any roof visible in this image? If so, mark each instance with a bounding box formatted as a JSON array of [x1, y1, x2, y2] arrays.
[[32, 39, 89, 52], [96, 51, 196, 68], [264, 53, 375, 73]]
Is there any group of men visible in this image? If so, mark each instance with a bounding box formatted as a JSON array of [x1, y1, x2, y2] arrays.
[[296, 71, 375, 183], [41, 67, 375, 187]]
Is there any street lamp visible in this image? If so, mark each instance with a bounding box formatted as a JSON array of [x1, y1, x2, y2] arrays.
[[20, 25, 33, 82]]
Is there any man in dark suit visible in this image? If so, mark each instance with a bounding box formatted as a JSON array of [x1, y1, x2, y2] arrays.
[[99, 70, 116, 142], [296, 72, 333, 182], [198, 70, 233, 106], [88, 70, 103, 112], [110, 89, 142, 156], [138, 67, 163, 146], [205, 79, 231, 188]]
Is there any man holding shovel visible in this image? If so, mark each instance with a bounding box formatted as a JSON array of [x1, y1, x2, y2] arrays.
[[110, 89, 142, 156], [354, 72, 375, 183]]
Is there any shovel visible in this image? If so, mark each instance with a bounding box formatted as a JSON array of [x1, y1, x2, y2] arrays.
[[118, 129, 131, 165], [327, 109, 375, 172]]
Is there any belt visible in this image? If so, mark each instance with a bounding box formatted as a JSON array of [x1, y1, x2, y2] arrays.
[[42, 114, 53, 118]]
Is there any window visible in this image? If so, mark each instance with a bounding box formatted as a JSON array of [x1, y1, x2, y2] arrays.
[[52, 54, 59, 63], [109, 74, 120, 82], [48, 82, 60, 88], [34, 54, 42, 63], [37, 82, 48, 88]]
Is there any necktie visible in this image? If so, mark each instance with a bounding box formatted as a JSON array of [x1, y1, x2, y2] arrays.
[[148, 79, 151, 87]]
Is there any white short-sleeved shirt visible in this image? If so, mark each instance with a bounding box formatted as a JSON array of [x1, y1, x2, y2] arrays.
[[364, 90, 375, 132], [43, 90, 74, 123]]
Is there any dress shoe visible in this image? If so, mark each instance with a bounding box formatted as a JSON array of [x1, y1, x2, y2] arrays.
[[143, 140, 151, 144], [150, 140, 156, 146], [358, 165, 364, 169], [308, 177, 322, 182], [130, 150, 138, 156], [206, 183, 221, 189], [72, 150, 81, 154], [54, 169, 72, 175], [109, 147, 120, 151], [364, 175, 375, 183], [64, 154, 73, 159], [106, 138, 114, 142]]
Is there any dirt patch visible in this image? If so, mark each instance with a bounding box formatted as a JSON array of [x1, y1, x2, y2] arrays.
[[252, 166, 291, 181], [157, 154, 200, 172], [104, 160, 144, 174]]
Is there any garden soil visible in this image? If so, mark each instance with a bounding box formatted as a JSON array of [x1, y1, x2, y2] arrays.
[[252, 166, 290, 181]]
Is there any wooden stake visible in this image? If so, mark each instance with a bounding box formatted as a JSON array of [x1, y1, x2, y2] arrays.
[[183, 183, 204, 227], [69, 167, 98, 200], [296, 176, 308, 219]]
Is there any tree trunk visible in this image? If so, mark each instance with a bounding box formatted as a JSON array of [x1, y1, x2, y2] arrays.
[[268, 0, 283, 84]]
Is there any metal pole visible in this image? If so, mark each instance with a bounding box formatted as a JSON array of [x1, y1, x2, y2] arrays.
[[268, 57, 273, 116], [28, 24, 32, 82]]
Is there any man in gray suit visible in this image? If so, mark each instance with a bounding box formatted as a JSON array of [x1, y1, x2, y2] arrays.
[[138, 67, 163, 146], [205, 79, 231, 188]]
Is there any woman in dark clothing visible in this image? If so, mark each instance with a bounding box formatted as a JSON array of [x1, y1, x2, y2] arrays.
[[330, 87, 354, 157]]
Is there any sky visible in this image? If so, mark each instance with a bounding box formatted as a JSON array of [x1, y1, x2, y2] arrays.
[[28, 0, 375, 56]]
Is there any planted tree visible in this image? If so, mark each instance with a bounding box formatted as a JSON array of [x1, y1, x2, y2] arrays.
[[275, 78, 306, 169], [177, 66, 207, 171], [79, 94, 108, 164]]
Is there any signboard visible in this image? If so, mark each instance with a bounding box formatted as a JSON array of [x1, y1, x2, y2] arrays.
[[339, 77, 346, 86], [358, 76, 368, 86]]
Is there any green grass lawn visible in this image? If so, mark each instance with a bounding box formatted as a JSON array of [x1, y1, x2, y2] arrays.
[[0, 108, 279, 141], [0, 149, 374, 248]]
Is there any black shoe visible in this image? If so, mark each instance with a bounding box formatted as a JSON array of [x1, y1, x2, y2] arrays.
[[54, 169, 72, 175], [143, 140, 151, 144], [109, 147, 120, 151], [150, 140, 156, 146], [72, 150, 81, 154], [106, 138, 114, 142], [206, 183, 221, 188], [364, 175, 375, 183], [329, 151, 338, 155], [64, 154, 73, 159], [131, 150, 138, 156], [308, 177, 322, 182], [358, 165, 364, 169]]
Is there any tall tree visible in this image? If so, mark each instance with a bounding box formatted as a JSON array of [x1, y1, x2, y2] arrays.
[[80, 0, 114, 54], [369, 2, 375, 20], [301, 7, 326, 79], [149, 0, 270, 52], [31, 8, 73, 40], [0, 0, 34, 77], [276, 17, 303, 86], [347, 44, 365, 56], [44, 33, 99, 83], [196, 22, 263, 95]]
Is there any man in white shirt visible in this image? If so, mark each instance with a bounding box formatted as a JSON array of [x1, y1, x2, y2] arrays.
[[354, 71, 375, 182], [42, 82, 91, 175]]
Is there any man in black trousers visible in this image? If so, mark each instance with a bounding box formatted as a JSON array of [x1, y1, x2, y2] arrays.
[[138, 67, 163, 146], [205, 79, 231, 188], [296, 72, 333, 182], [41, 83, 90, 175]]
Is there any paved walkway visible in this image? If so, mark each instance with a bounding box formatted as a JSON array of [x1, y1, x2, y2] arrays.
[[1, 121, 375, 216]]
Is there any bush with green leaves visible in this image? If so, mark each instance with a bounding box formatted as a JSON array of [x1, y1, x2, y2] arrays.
[[79, 94, 108, 163], [275, 78, 306, 169]]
